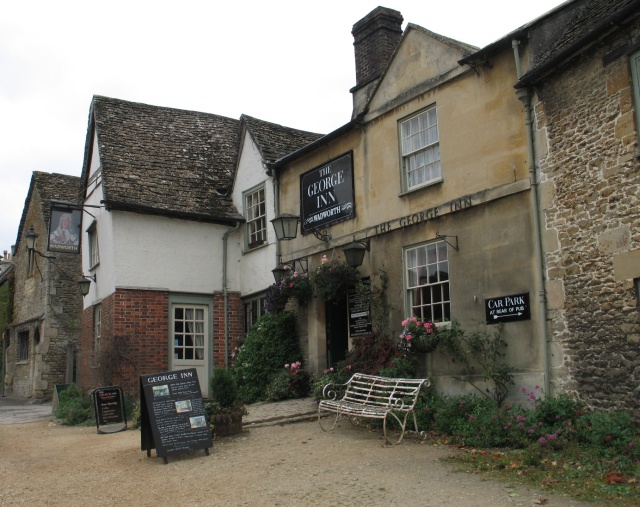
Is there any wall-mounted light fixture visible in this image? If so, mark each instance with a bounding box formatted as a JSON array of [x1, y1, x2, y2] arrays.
[[271, 214, 300, 241], [271, 263, 289, 283], [342, 238, 370, 269], [77, 274, 96, 297], [25, 225, 38, 251]]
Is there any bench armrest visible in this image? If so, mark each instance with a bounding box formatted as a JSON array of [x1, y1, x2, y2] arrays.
[[321, 381, 348, 400]]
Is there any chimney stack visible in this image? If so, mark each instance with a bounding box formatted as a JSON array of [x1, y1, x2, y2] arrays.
[[351, 6, 403, 117]]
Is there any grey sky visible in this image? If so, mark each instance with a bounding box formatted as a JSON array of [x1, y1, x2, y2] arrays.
[[0, 0, 566, 253]]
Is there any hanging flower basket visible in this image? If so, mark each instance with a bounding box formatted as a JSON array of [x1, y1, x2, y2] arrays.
[[311, 255, 358, 302], [398, 317, 439, 354], [265, 268, 312, 314]]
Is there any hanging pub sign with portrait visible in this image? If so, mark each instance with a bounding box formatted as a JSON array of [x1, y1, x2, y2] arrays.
[[300, 151, 355, 235], [48, 201, 82, 254]]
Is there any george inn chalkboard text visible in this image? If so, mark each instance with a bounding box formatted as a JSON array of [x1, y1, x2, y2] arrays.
[[300, 152, 355, 235]]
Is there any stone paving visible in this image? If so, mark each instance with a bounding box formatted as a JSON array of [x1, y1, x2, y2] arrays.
[[0, 394, 318, 426]]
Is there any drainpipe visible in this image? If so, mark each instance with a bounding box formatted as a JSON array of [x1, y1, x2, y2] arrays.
[[512, 39, 551, 395], [223, 223, 240, 369]]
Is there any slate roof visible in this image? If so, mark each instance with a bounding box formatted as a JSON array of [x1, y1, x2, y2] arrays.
[[15, 172, 83, 251], [241, 115, 323, 167], [518, 0, 640, 86], [82, 96, 244, 224]]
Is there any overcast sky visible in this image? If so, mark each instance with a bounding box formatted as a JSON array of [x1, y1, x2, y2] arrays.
[[0, 0, 567, 253]]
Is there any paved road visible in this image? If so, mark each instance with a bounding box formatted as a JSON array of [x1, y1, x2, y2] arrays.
[[0, 394, 318, 426], [0, 396, 54, 425]]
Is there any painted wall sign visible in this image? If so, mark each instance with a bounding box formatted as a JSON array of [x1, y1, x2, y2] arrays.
[[92, 386, 127, 434], [300, 152, 354, 235], [485, 292, 531, 324], [48, 201, 82, 254], [348, 277, 372, 338], [140, 368, 212, 464]]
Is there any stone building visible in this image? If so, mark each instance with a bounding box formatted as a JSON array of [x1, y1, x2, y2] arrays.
[[520, 0, 640, 416], [273, 7, 545, 397], [3, 171, 83, 399], [77, 96, 320, 397]]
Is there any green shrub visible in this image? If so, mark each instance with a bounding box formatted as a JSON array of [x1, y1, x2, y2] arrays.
[[378, 356, 417, 378], [265, 361, 312, 401], [210, 367, 240, 409], [55, 384, 95, 426], [231, 311, 301, 404]]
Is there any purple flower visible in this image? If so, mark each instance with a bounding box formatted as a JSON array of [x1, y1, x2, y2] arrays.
[[538, 437, 547, 445]]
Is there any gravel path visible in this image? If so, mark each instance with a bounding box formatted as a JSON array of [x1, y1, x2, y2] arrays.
[[0, 418, 604, 507]]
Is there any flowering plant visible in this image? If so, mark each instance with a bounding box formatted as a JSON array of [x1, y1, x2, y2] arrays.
[[265, 267, 312, 313], [398, 316, 439, 354], [265, 361, 312, 401], [311, 255, 358, 301]]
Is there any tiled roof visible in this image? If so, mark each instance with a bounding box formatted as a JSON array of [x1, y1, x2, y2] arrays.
[[519, 0, 640, 85], [241, 115, 323, 165], [15, 172, 83, 250], [86, 96, 243, 223]]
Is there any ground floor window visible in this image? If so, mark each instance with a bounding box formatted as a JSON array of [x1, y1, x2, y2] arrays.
[[244, 295, 266, 334], [405, 239, 450, 323], [173, 306, 206, 360], [18, 330, 29, 362]]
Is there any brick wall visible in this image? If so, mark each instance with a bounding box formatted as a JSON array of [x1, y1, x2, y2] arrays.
[[80, 289, 245, 397], [536, 23, 640, 418]]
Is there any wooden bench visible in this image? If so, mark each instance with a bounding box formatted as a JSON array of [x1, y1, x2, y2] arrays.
[[318, 373, 429, 444]]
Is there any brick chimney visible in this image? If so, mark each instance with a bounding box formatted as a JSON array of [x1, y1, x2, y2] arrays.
[[351, 6, 403, 118]]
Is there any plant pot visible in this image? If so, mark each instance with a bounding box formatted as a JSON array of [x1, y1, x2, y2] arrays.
[[210, 408, 244, 438], [412, 335, 438, 353]]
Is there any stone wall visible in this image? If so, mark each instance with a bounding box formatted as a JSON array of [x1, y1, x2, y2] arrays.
[[536, 23, 640, 418]]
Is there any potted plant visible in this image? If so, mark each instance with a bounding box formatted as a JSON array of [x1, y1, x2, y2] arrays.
[[311, 255, 358, 302], [206, 367, 246, 437], [398, 317, 439, 354]]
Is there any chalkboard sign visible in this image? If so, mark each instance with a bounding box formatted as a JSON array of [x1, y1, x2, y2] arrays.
[[348, 277, 372, 338], [92, 386, 127, 434], [140, 368, 212, 464]]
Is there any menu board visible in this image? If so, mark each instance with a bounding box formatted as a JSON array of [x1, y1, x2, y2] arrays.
[[140, 368, 212, 464], [348, 277, 372, 338], [93, 386, 127, 434]]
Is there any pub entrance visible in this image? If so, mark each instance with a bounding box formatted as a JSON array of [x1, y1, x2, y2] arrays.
[[325, 294, 349, 368]]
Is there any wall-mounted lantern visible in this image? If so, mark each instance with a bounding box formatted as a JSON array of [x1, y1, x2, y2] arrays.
[[77, 274, 96, 297], [25, 226, 38, 251], [342, 238, 370, 269], [271, 214, 300, 241]]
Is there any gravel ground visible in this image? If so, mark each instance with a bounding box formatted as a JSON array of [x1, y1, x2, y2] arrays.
[[0, 418, 604, 507]]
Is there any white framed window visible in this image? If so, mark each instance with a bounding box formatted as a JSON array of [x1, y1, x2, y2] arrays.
[[244, 295, 266, 334], [173, 305, 206, 361], [405, 240, 450, 323], [93, 304, 102, 358], [400, 106, 441, 191], [88, 222, 100, 268], [244, 186, 266, 249]]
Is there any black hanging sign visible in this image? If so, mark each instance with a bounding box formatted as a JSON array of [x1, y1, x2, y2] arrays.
[[300, 152, 355, 235], [92, 386, 127, 434], [140, 368, 212, 464], [485, 292, 531, 324], [348, 278, 372, 338]]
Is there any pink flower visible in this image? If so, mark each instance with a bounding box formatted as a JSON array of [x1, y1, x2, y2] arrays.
[[416, 321, 423, 327], [321, 255, 328, 264], [289, 283, 294, 288], [401, 319, 408, 326], [606, 435, 613, 442], [406, 334, 412, 341]]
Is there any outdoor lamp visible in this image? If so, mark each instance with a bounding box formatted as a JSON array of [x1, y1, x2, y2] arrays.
[[342, 238, 370, 269], [271, 214, 300, 240], [272, 264, 288, 283], [25, 226, 37, 251], [77, 274, 96, 297]]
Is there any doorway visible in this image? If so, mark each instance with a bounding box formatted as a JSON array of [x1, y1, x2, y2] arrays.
[[325, 294, 349, 368]]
